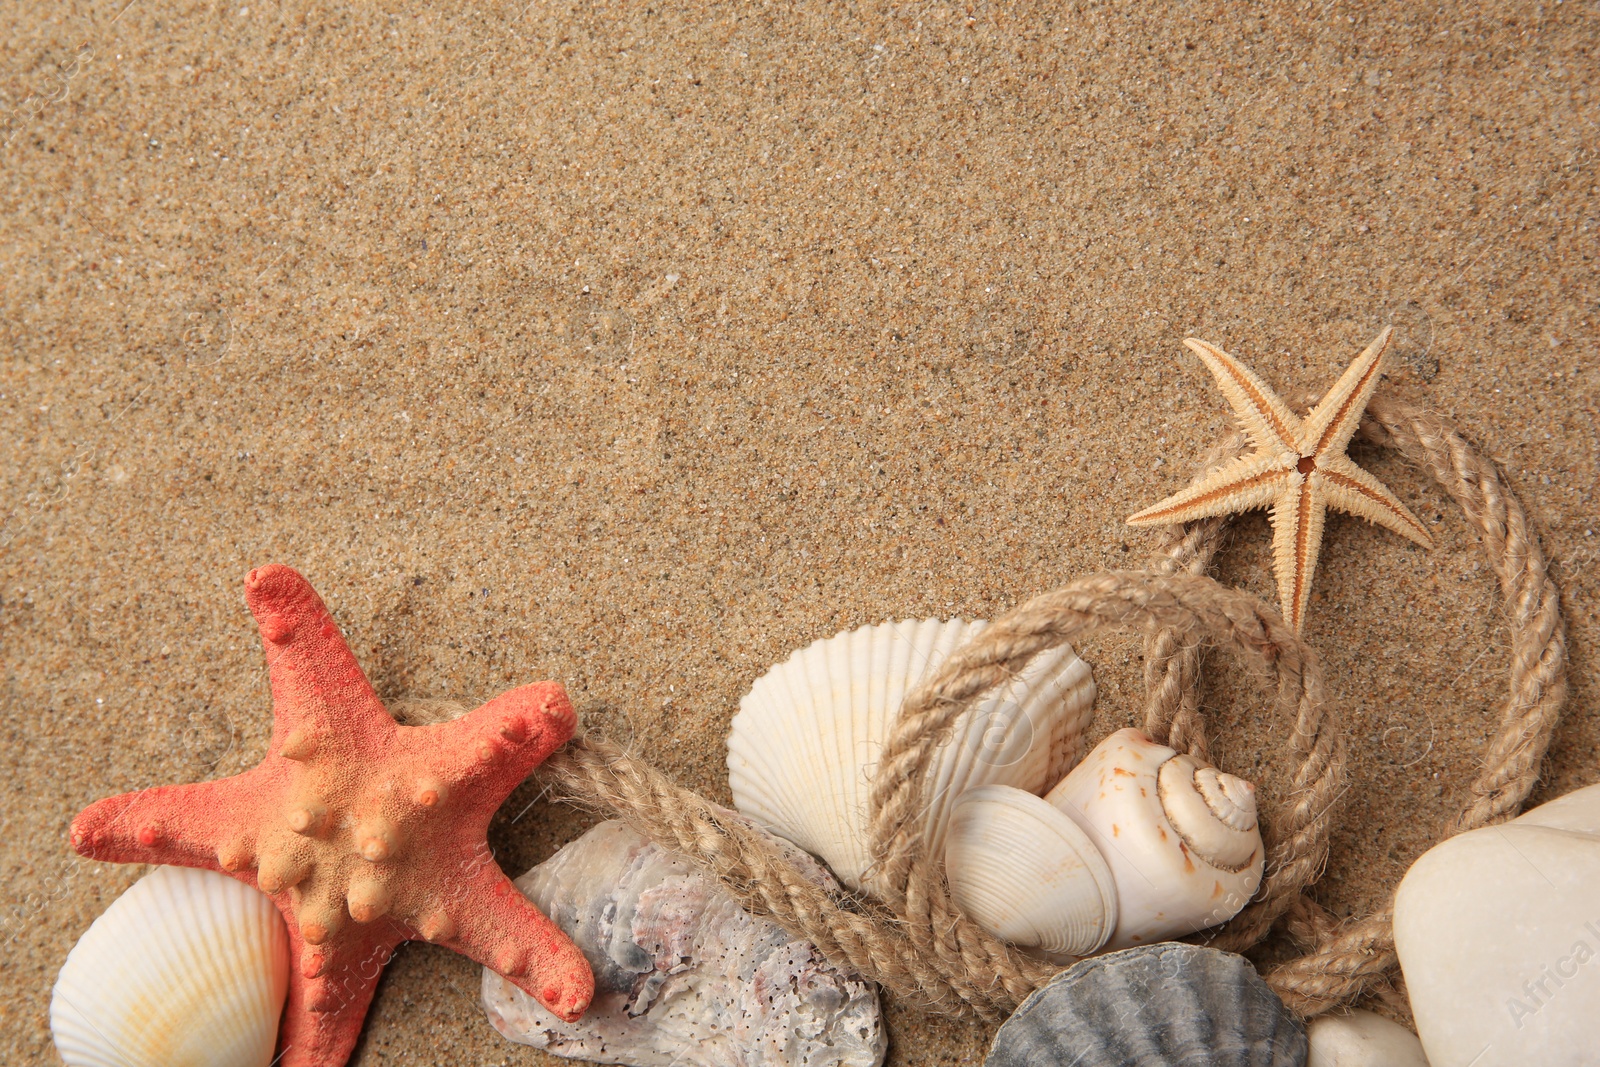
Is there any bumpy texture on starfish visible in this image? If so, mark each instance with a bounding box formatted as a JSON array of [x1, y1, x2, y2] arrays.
[[1127, 327, 1433, 632], [70, 564, 594, 1067]]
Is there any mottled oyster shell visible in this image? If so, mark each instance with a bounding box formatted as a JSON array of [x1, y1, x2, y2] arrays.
[[483, 818, 886, 1067]]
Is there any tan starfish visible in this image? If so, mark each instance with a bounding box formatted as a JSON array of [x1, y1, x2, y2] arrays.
[[1127, 327, 1433, 632]]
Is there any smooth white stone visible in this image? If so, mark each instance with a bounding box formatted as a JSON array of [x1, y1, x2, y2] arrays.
[[1306, 1010, 1429, 1066], [1395, 782, 1600, 1066]]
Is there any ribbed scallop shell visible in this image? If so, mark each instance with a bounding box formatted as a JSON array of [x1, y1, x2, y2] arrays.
[[945, 785, 1118, 959], [727, 619, 1096, 892], [985, 943, 1307, 1066], [52, 865, 290, 1067]]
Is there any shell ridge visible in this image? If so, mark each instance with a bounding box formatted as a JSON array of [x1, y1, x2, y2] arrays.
[[831, 624, 872, 885], [52, 865, 290, 1067], [985, 944, 1306, 1065], [731, 618, 1098, 896]]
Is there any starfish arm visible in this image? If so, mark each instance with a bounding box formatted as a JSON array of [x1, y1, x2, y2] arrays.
[[1183, 338, 1303, 455], [1316, 453, 1436, 549], [1128, 453, 1292, 527], [277, 926, 404, 1067], [276, 979, 375, 1067], [438, 860, 594, 1022], [1298, 327, 1392, 459], [429, 682, 578, 813], [1268, 472, 1328, 633], [244, 564, 393, 737], [71, 777, 253, 871]]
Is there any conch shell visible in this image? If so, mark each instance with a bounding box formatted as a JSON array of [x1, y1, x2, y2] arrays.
[[945, 728, 1264, 956]]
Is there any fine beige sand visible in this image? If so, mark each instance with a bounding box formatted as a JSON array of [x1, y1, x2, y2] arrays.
[[3, 3, 1596, 1064]]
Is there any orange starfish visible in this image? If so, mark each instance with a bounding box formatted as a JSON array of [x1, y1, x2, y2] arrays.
[[1127, 327, 1433, 631], [70, 564, 594, 1067]]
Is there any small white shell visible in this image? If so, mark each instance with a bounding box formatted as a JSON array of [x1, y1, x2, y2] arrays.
[[1305, 1010, 1430, 1066], [728, 619, 1096, 892], [945, 785, 1118, 959], [1044, 728, 1263, 949], [52, 865, 290, 1067]]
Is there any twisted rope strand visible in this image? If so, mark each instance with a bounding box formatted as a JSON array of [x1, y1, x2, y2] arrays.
[[1141, 428, 1245, 761]]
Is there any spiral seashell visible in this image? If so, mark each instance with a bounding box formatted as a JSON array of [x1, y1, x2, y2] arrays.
[[945, 785, 1119, 959], [1045, 728, 1264, 949], [985, 943, 1307, 1066], [51, 865, 290, 1067], [1158, 754, 1262, 871], [727, 618, 1095, 892]]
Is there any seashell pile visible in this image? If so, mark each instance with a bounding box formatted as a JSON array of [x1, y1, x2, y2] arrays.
[[483, 818, 887, 1067], [984, 942, 1308, 1066], [944, 727, 1265, 957], [51, 864, 290, 1067], [729, 620, 1266, 961], [727, 618, 1096, 892], [1395, 780, 1600, 1065]]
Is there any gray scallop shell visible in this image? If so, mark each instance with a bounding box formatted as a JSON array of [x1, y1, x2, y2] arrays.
[[987, 943, 1307, 1066], [482, 817, 886, 1067]]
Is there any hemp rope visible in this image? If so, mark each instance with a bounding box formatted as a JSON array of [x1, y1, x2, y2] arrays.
[[1251, 394, 1569, 1015], [543, 569, 1330, 1021], [1109, 393, 1568, 1014], [535, 391, 1568, 1023]]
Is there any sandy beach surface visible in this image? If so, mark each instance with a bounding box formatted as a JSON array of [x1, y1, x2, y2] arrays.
[[3, 2, 1595, 1064]]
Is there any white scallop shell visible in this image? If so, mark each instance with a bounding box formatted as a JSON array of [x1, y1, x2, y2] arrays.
[[728, 619, 1096, 892], [945, 785, 1118, 959], [52, 865, 290, 1067], [1045, 728, 1264, 949]]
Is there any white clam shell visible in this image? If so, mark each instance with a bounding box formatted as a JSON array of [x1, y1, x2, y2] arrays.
[[1045, 728, 1264, 949], [945, 784, 1118, 959], [727, 618, 1096, 892], [52, 864, 290, 1067]]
